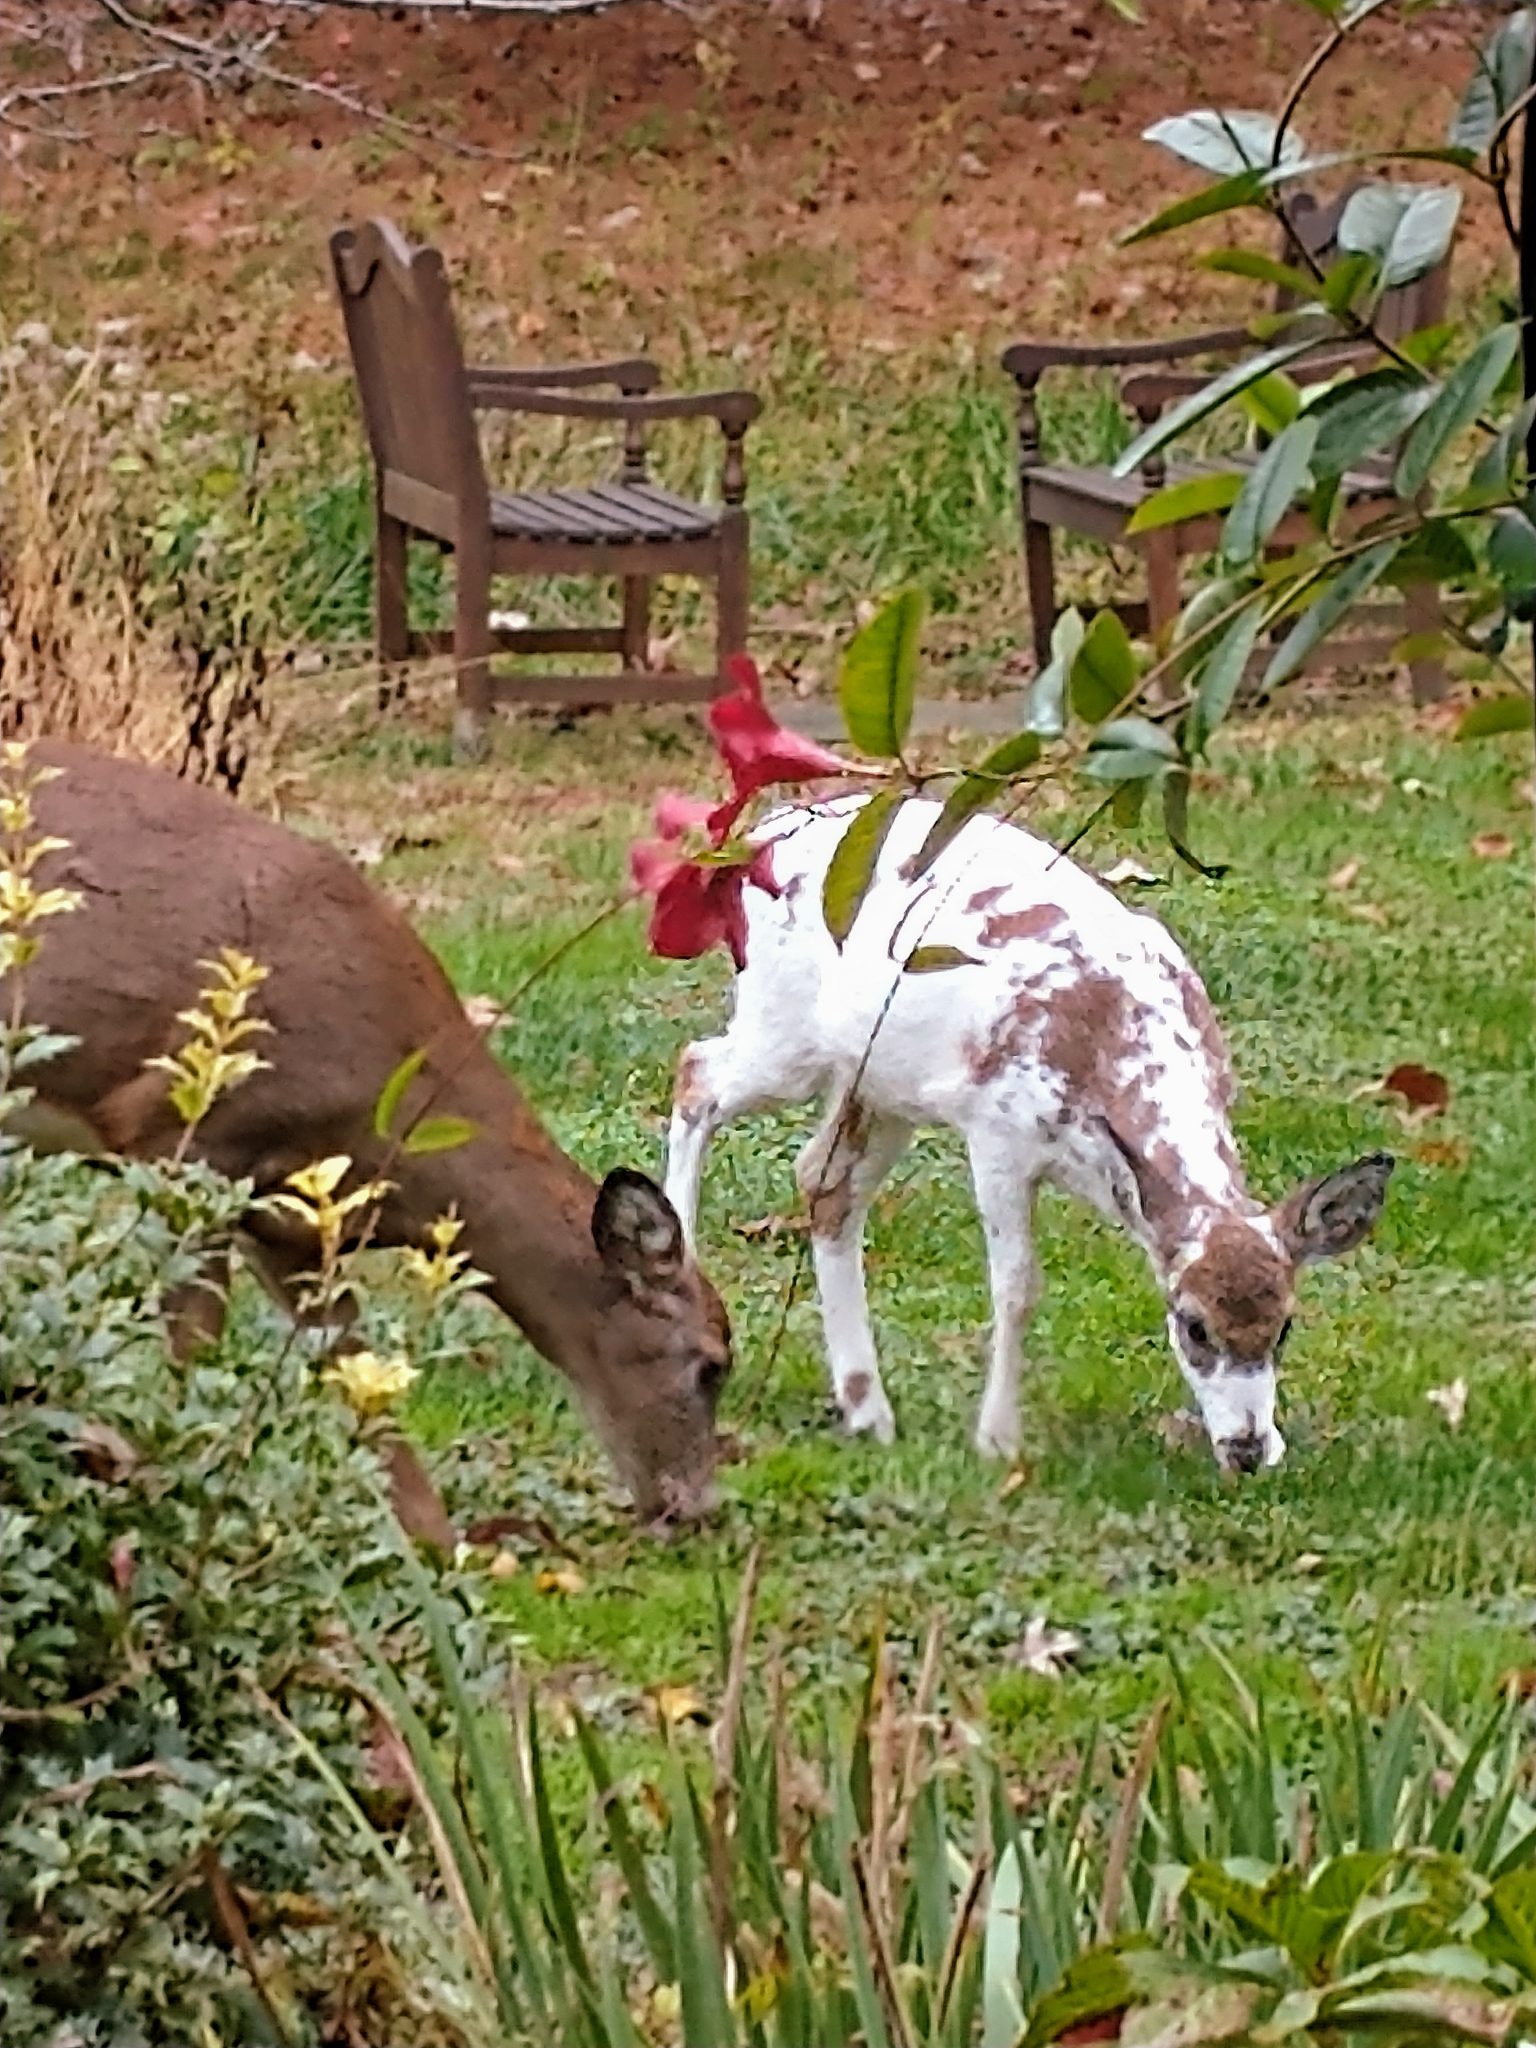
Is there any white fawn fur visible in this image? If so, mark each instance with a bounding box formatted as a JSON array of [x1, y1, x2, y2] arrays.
[[664, 795, 1391, 1475]]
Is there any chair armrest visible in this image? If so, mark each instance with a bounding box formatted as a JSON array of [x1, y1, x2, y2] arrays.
[[1001, 327, 1254, 387], [1120, 342, 1378, 420], [467, 357, 661, 403], [468, 384, 762, 433]]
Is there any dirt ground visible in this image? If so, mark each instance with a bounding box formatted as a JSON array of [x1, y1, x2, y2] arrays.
[[3, 1, 1508, 367]]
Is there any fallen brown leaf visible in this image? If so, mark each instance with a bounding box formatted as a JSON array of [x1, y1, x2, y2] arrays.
[[1411, 1136, 1471, 1170], [75, 1420, 141, 1484], [487, 1550, 521, 1580], [1471, 832, 1514, 860], [1381, 1062, 1451, 1116], [1426, 1377, 1468, 1429], [535, 1566, 586, 1597], [650, 1683, 709, 1726], [1327, 858, 1362, 891], [1345, 901, 1389, 927], [463, 993, 510, 1033], [732, 1212, 809, 1241]]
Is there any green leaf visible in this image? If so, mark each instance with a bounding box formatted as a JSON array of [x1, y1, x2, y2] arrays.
[[1450, 7, 1536, 152], [1224, 416, 1319, 562], [373, 1046, 427, 1139], [1122, 167, 1265, 246], [1092, 714, 1180, 758], [668, 1758, 736, 2048], [1112, 340, 1318, 479], [1489, 509, 1536, 602], [1395, 326, 1523, 499], [1307, 373, 1436, 481], [821, 788, 904, 948], [1239, 371, 1304, 436], [1201, 247, 1324, 299], [1464, 394, 1536, 504], [1337, 182, 1462, 287], [402, 1115, 478, 1156], [904, 944, 981, 973], [982, 1844, 1025, 2048], [1071, 611, 1138, 722], [1263, 540, 1400, 687], [838, 588, 926, 758], [1190, 604, 1264, 752], [1144, 110, 1306, 177], [1455, 693, 1535, 739], [1027, 608, 1085, 738], [1322, 248, 1381, 317], [1162, 769, 1229, 876], [572, 1711, 677, 1983], [1082, 747, 1175, 785], [907, 731, 1042, 881], [1126, 468, 1245, 534]]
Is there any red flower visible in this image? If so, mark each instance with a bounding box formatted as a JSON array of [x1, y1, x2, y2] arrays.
[[706, 654, 848, 835], [629, 658, 850, 970], [630, 793, 781, 972]]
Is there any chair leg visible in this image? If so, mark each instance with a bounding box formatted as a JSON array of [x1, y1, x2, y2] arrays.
[[622, 576, 652, 672], [1403, 579, 1447, 705], [376, 501, 410, 712], [452, 543, 493, 763], [1024, 515, 1057, 671], [716, 515, 751, 685], [1142, 531, 1183, 702]]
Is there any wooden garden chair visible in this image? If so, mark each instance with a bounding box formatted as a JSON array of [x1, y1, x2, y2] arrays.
[[330, 217, 761, 756], [1001, 189, 1454, 705]]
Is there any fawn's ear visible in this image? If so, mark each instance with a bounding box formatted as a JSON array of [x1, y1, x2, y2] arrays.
[[1273, 1152, 1394, 1267], [592, 1169, 686, 1290]]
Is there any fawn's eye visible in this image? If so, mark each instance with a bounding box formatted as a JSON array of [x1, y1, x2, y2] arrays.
[[1181, 1313, 1211, 1352], [698, 1356, 728, 1396]]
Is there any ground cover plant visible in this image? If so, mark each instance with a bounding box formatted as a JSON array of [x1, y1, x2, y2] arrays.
[[2, 1, 1534, 2040]]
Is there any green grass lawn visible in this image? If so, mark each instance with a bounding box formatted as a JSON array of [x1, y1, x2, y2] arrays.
[[307, 705, 1533, 1782]]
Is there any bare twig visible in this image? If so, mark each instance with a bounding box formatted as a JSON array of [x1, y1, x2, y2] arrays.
[[1098, 1697, 1169, 1941]]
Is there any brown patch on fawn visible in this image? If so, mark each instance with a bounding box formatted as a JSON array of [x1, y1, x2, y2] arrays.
[[843, 1370, 873, 1411], [804, 1101, 871, 1238], [980, 903, 1066, 949], [967, 984, 1046, 1084], [967, 883, 1010, 914], [673, 1049, 708, 1122], [1181, 1220, 1294, 1362], [1040, 969, 1135, 1098]]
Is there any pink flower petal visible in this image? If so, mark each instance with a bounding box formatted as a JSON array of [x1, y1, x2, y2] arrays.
[[709, 690, 847, 799], [653, 790, 719, 841]]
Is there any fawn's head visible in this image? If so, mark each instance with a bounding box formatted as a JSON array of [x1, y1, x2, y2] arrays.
[[1165, 1152, 1394, 1475], [584, 1169, 732, 1525]]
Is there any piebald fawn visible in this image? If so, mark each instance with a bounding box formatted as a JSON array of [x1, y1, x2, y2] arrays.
[[5, 744, 731, 1532], [664, 794, 1391, 1475]]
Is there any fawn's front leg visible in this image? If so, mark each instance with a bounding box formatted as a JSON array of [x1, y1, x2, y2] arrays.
[[796, 1099, 911, 1444], [966, 1135, 1042, 1463]]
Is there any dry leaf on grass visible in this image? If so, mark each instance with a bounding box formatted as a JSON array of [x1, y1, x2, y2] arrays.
[[1426, 1378, 1468, 1429], [1006, 1615, 1082, 1678], [1100, 857, 1163, 887], [1156, 1410, 1207, 1454], [998, 1467, 1030, 1499], [487, 1550, 521, 1580], [1380, 1062, 1451, 1118], [1345, 902, 1389, 927], [650, 1683, 709, 1727], [732, 1212, 809, 1241], [535, 1566, 586, 1597], [1471, 832, 1515, 860], [1412, 1136, 1471, 1170], [1327, 857, 1361, 891]]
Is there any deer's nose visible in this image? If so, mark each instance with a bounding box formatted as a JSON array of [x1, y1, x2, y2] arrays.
[[1222, 1431, 1265, 1476]]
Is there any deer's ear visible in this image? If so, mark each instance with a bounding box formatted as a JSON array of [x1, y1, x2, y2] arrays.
[[592, 1169, 686, 1289], [1273, 1152, 1394, 1267]]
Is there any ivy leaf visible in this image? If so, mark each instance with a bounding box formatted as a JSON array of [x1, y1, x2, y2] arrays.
[[1224, 416, 1319, 562], [907, 732, 1042, 883], [1337, 182, 1462, 287], [821, 788, 905, 948], [1071, 612, 1138, 723], [1449, 7, 1536, 152], [838, 589, 926, 759], [1395, 326, 1523, 500], [402, 1115, 478, 1157], [1144, 110, 1306, 178]]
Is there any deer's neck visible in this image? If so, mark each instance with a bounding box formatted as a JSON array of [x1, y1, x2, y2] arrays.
[[384, 1041, 610, 1374]]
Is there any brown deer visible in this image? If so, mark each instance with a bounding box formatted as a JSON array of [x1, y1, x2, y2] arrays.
[[4, 744, 732, 1541]]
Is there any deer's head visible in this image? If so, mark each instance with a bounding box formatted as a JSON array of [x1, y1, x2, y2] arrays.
[[1165, 1153, 1394, 1475], [585, 1169, 732, 1525]]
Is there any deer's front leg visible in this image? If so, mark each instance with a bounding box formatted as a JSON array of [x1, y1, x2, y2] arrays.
[[796, 1102, 911, 1444], [967, 1138, 1042, 1462]]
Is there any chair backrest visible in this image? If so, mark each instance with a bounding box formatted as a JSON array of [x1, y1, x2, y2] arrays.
[[329, 218, 488, 515], [1278, 187, 1452, 340]]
